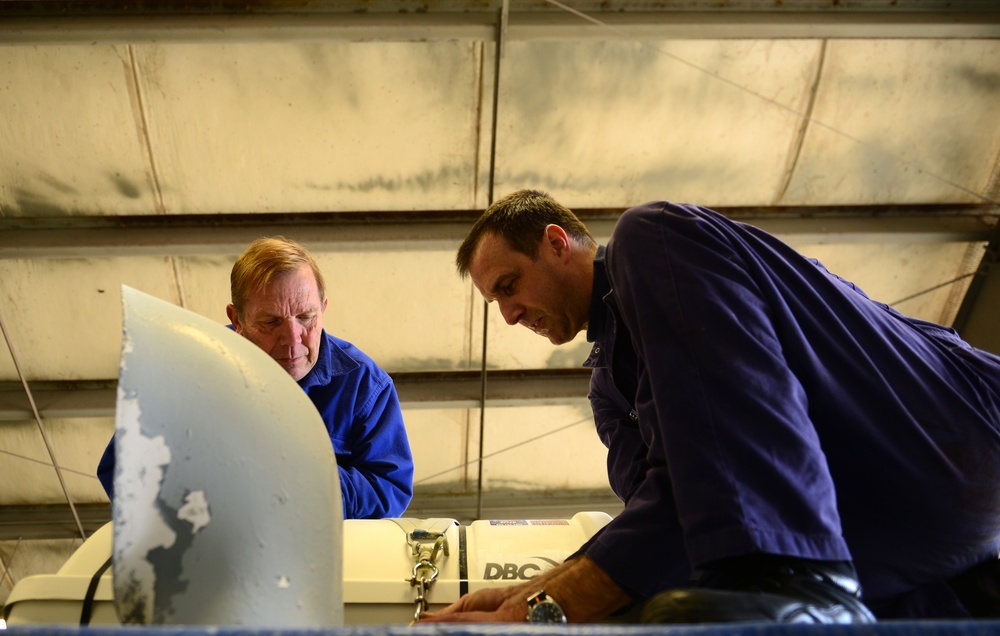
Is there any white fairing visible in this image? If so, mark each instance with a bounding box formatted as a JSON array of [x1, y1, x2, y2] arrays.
[[112, 285, 343, 626]]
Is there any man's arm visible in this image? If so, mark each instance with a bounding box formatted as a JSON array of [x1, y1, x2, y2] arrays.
[[577, 351, 693, 601], [589, 366, 648, 504], [96, 435, 115, 498], [336, 379, 413, 519], [418, 555, 632, 623]]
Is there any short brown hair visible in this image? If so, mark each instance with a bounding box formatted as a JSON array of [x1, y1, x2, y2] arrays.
[[456, 189, 596, 278], [230, 236, 326, 318]]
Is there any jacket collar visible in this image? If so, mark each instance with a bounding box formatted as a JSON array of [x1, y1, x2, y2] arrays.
[[586, 245, 611, 344], [299, 330, 360, 390]]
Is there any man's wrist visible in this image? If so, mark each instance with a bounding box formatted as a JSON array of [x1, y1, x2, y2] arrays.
[[526, 590, 568, 623]]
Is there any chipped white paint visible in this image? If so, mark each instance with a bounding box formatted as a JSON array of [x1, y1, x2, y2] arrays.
[[176, 491, 210, 535], [112, 389, 176, 625]]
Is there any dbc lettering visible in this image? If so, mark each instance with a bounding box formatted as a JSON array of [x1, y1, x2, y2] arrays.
[[482, 562, 542, 580]]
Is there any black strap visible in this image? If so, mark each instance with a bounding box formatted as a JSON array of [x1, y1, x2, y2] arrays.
[[80, 555, 113, 626], [458, 524, 468, 598]]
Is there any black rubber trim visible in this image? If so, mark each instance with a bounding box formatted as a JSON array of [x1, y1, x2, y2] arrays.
[[80, 555, 112, 626], [459, 524, 468, 597]]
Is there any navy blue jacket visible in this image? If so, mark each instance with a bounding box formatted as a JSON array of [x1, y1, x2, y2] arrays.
[[579, 201, 1000, 618]]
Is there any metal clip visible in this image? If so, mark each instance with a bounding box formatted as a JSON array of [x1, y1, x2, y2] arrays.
[[406, 530, 449, 623]]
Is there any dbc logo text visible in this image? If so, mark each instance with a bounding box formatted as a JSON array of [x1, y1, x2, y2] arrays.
[[482, 557, 559, 580]]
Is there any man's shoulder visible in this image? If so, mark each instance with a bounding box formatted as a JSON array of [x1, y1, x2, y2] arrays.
[[613, 201, 732, 245], [322, 332, 388, 379], [619, 201, 720, 224]]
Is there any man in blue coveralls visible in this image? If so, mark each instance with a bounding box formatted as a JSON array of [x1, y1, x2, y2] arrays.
[[98, 236, 413, 520], [419, 189, 1000, 624]]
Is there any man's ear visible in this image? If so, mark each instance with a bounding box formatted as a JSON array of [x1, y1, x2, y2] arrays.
[[226, 304, 242, 333], [543, 224, 571, 259]]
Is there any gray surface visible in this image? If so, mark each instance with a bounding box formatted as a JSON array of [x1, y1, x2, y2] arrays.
[[112, 286, 343, 626]]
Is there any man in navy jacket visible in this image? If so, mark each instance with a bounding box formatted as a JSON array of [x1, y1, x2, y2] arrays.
[[98, 237, 413, 520], [420, 189, 1000, 624]]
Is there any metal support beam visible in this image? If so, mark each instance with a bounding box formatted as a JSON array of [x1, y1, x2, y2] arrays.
[[0, 2, 997, 43], [0, 504, 111, 542], [0, 369, 594, 421], [508, 8, 1000, 41], [1, 205, 996, 259]]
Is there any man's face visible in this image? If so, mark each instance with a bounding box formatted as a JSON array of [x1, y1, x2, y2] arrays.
[[228, 265, 328, 381], [468, 230, 583, 345]]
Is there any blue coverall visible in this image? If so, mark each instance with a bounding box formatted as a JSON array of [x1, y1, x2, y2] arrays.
[[578, 201, 1000, 618]]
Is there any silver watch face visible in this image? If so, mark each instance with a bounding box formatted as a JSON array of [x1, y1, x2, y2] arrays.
[[529, 599, 567, 623]]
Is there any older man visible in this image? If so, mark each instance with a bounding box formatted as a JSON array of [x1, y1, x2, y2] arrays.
[[98, 237, 413, 520]]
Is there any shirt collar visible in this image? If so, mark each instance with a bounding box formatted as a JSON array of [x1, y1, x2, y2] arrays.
[[299, 330, 332, 389], [586, 245, 610, 343], [299, 329, 361, 390]]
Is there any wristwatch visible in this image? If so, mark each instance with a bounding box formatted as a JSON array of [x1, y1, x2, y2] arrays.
[[526, 590, 567, 623]]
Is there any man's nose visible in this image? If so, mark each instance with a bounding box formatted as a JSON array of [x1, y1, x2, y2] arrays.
[[498, 301, 522, 326], [277, 320, 305, 343]]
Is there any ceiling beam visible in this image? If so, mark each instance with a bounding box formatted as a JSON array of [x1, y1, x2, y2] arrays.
[[0, 2, 997, 42], [0, 504, 111, 542], [509, 9, 1000, 41], [0, 369, 594, 422], [1, 205, 996, 259]]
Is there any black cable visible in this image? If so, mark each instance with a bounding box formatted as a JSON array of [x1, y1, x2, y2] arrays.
[[80, 555, 112, 626], [459, 524, 469, 598], [890, 272, 977, 307]]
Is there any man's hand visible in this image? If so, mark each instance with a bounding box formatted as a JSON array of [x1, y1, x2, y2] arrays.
[[418, 587, 527, 623], [416, 556, 631, 624]]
